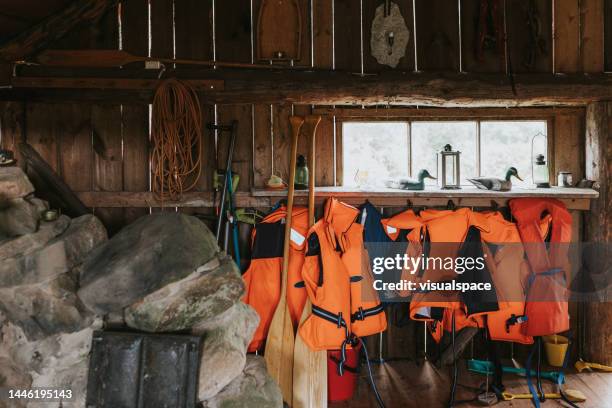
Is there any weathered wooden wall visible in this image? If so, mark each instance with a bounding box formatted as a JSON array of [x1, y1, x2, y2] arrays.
[[1, 0, 607, 233], [0, 0, 608, 363]]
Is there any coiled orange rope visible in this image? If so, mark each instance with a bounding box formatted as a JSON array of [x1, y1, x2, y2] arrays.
[[150, 78, 203, 202]]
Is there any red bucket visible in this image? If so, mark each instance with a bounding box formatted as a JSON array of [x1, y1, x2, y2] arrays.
[[327, 342, 362, 403]]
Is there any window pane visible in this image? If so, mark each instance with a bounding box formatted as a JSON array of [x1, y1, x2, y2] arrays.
[[342, 122, 409, 188], [480, 121, 547, 187], [411, 121, 477, 185]]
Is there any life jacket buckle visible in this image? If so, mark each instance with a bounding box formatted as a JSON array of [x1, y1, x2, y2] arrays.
[[355, 307, 365, 322], [505, 314, 527, 333]]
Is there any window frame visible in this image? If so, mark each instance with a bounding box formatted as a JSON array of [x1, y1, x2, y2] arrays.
[[328, 107, 579, 187]]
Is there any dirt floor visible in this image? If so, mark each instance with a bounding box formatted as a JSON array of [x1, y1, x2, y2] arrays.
[[329, 359, 612, 408]]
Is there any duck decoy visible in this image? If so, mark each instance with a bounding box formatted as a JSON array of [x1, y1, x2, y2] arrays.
[[385, 169, 436, 191], [468, 167, 523, 191]]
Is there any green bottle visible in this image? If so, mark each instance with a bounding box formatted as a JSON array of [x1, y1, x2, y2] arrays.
[[294, 154, 309, 190]]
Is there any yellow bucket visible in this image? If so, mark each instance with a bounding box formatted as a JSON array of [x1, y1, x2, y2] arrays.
[[543, 335, 569, 367]]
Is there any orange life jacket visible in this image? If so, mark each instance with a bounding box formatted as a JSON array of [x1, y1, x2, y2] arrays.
[[480, 211, 533, 344], [509, 198, 572, 336], [242, 206, 308, 352], [410, 208, 493, 342], [298, 198, 387, 351], [380, 209, 424, 298]]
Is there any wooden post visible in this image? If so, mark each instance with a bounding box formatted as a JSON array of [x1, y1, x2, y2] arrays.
[[584, 102, 612, 365]]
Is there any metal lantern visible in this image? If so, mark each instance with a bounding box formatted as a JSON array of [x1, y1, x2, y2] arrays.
[[531, 133, 550, 188], [438, 144, 461, 189]]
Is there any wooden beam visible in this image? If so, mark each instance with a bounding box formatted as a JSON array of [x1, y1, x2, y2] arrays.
[[77, 191, 272, 208], [584, 102, 612, 365], [0, 0, 119, 62], [18, 142, 89, 217], [10, 77, 224, 91], [314, 107, 586, 119], [3, 71, 612, 106]]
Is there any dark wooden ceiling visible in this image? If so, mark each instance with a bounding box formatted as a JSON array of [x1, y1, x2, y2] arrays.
[[0, 0, 73, 43]]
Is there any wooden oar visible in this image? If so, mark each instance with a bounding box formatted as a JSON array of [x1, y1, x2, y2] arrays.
[[293, 115, 327, 408], [265, 115, 304, 404], [34, 49, 308, 70]]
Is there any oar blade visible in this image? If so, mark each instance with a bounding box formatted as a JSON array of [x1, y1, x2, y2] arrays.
[[265, 301, 295, 404]]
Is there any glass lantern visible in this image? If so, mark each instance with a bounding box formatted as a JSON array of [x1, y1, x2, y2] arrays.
[[531, 133, 550, 188], [438, 144, 461, 189]]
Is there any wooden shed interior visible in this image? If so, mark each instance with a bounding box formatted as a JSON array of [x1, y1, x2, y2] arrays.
[[0, 0, 611, 407]]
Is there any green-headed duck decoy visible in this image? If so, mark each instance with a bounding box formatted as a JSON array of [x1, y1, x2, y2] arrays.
[[385, 169, 436, 191], [468, 167, 523, 191]]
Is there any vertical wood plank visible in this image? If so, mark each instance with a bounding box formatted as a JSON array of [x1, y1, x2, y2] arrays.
[[313, 0, 333, 69], [315, 113, 334, 186], [334, 0, 362, 72], [92, 105, 124, 234], [253, 104, 272, 188], [580, 0, 605, 73], [335, 118, 342, 186], [272, 104, 294, 182], [175, 0, 213, 61], [0, 101, 25, 169], [122, 104, 149, 223], [24, 104, 61, 207], [363, 0, 415, 72], [25, 104, 60, 173], [460, 0, 506, 73], [150, 0, 174, 59], [121, 0, 149, 224], [506, 0, 553, 73], [554, 0, 580, 73], [216, 0, 253, 63], [58, 104, 92, 192], [294, 104, 311, 159], [121, 0, 149, 55], [194, 103, 216, 192], [554, 114, 584, 183], [296, 0, 312, 67], [606, 0, 612, 71], [415, 0, 460, 71], [217, 104, 253, 192]]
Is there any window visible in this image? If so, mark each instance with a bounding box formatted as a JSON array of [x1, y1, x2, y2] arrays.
[[342, 119, 548, 188]]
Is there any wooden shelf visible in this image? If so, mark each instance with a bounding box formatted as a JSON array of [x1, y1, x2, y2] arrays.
[[76, 187, 598, 210], [251, 186, 599, 210]]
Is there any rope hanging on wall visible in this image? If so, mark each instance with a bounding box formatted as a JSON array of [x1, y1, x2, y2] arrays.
[[150, 78, 203, 202]]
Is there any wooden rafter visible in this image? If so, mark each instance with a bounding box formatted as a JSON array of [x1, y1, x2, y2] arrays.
[[3, 71, 612, 107], [0, 0, 119, 62]]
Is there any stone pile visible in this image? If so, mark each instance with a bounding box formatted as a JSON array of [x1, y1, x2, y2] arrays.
[[0, 166, 281, 408]]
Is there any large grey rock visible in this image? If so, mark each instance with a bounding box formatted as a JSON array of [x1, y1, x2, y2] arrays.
[[0, 167, 34, 200], [0, 357, 31, 408], [202, 356, 283, 408], [79, 213, 220, 314], [124, 255, 244, 332], [0, 273, 93, 340], [0, 197, 40, 237], [49, 214, 107, 270], [0, 215, 106, 288], [0, 215, 69, 261], [0, 319, 102, 408], [195, 303, 259, 400]]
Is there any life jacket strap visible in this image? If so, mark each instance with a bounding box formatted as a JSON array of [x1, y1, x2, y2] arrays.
[[351, 304, 385, 323], [311, 305, 349, 329]]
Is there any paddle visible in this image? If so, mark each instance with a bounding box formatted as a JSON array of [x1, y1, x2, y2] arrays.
[[34, 49, 308, 70], [265, 115, 304, 404], [293, 115, 327, 408]]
